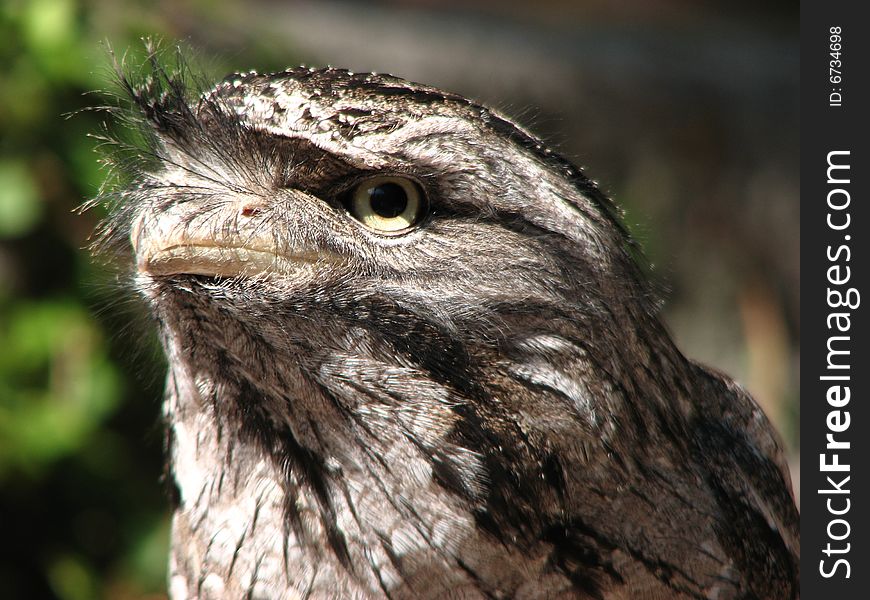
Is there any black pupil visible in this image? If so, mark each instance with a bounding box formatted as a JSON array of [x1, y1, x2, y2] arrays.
[[369, 183, 408, 218]]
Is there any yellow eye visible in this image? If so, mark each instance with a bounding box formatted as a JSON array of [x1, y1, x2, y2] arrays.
[[348, 176, 425, 233]]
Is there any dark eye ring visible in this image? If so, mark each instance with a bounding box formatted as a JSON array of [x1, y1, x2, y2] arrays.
[[346, 176, 426, 233]]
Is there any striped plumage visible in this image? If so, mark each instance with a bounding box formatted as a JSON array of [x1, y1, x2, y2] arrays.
[[96, 57, 799, 599]]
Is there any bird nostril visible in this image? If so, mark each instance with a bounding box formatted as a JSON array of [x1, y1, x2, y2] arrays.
[[241, 206, 262, 217]]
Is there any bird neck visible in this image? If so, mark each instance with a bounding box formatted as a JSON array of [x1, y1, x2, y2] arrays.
[[159, 328, 488, 597]]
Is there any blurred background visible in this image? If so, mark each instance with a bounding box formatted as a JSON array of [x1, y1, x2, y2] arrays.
[[0, 0, 798, 598]]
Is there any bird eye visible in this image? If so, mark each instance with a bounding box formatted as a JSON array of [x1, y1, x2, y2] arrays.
[[347, 176, 425, 233]]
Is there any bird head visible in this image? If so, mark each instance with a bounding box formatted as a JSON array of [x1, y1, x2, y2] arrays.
[[100, 58, 672, 442]]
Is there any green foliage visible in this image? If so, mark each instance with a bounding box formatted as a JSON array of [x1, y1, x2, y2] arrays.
[[0, 300, 121, 478], [0, 1, 173, 598], [0, 160, 43, 238]]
